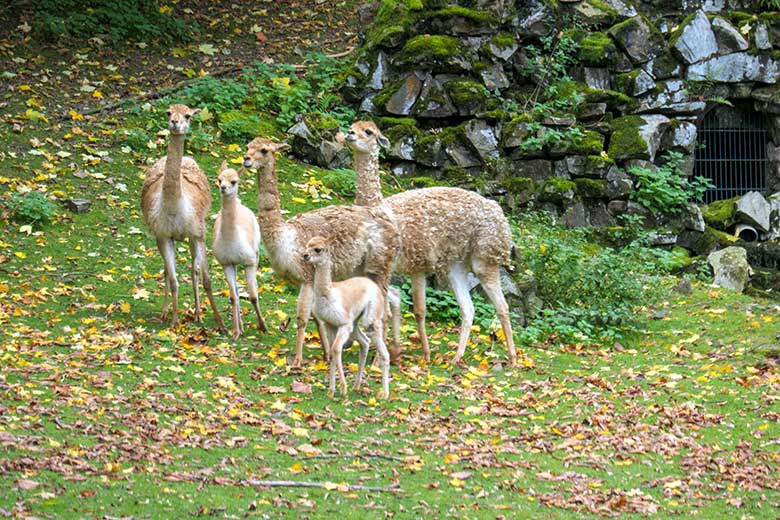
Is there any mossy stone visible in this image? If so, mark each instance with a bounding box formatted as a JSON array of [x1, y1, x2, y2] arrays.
[[703, 197, 738, 229], [539, 177, 578, 204], [608, 115, 648, 160], [502, 176, 536, 208], [365, 0, 424, 49], [444, 79, 489, 115], [579, 31, 618, 66], [574, 178, 609, 198], [218, 110, 279, 141], [551, 128, 605, 156], [396, 34, 465, 71]]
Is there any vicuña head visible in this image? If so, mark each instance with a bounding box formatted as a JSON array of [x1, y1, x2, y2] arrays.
[[302, 236, 330, 266], [243, 138, 290, 169], [166, 104, 200, 136], [216, 161, 241, 197], [336, 121, 389, 154]]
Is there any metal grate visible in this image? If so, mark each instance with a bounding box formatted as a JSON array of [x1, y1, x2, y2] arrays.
[[693, 105, 768, 204]]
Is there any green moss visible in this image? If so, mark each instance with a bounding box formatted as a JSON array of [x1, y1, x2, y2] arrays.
[[376, 116, 417, 127], [703, 197, 738, 229], [584, 0, 619, 24], [586, 153, 614, 169], [586, 88, 637, 111], [579, 32, 617, 66], [430, 6, 497, 24], [396, 34, 464, 69], [608, 15, 664, 54], [409, 176, 446, 188], [552, 128, 605, 155], [574, 178, 609, 198], [218, 110, 280, 141], [491, 32, 516, 49], [441, 165, 471, 184], [608, 115, 647, 160], [615, 69, 641, 93], [727, 11, 757, 27], [540, 177, 578, 204], [383, 123, 422, 143], [365, 0, 424, 49], [302, 112, 340, 134], [444, 79, 489, 115], [503, 176, 535, 193]]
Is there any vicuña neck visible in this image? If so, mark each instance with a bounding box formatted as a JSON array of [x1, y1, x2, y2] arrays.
[[162, 133, 185, 200], [256, 159, 285, 241], [312, 257, 333, 295], [220, 192, 239, 219], [354, 149, 383, 207]]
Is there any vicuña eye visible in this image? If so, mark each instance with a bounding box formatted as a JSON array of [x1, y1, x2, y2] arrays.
[[365, 130, 373, 136]]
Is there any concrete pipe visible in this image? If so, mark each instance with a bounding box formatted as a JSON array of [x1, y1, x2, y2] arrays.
[[735, 224, 758, 242]]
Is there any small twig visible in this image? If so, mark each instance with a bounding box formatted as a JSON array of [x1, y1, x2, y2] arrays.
[[244, 478, 400, 493], [306, 452, 403, 462]]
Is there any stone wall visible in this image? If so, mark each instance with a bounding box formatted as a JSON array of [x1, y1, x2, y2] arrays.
[[326, 0, 780, 230]]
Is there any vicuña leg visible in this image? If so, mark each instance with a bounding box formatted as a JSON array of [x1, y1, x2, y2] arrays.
[[411, 274, 430, 363], [224, 264, 242, 340], [354, 327, 370, 390], [194, 239, 227, 334], [188, 240, 202, 322], [157, 237, 179, 327], [328, 326, 351, 398], [293, 283, 314, 367], [245, 263, 267, 333], [387, 287, 402, 361], [371, 320, 391, 399], [449, 262, 475, 365], [474, 260, 516, 366]]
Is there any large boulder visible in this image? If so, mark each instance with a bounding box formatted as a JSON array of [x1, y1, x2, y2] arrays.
[[670, 10, 718, 64], [661, 120, 698, 154], [608, 15, 666, 65], [635, 79, 706, 114], [711, 17, 749, 55], [687, 53, 780, 83], [287, 115, 350, 169], [708, 246, 751, 292], [735, 191, 771, 232], [608, 114, 670, 161], [464, 119, 500, 162], [384, 74, 423, 116]]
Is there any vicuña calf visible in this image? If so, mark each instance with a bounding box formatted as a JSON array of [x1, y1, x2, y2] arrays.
[[303, 236, 390, 398], [212, 161, 268, 339]]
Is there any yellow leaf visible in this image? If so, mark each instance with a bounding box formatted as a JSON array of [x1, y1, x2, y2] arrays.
[[289, 463, 304, 474], [291, 197, 307, 204], [292, 427, 309, 437], [14, 251, 26, 259], [69, 109, 84, 121], [120, 302, 131, 313], [132, 287, 150, 300], [227, 143, 240, 152], [323, 481, 339, 490], [449, 477, 464, 487], [92, 90, 103, 99]]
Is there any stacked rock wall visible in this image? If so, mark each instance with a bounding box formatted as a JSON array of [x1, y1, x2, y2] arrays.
[[335, 0, 780, 230]]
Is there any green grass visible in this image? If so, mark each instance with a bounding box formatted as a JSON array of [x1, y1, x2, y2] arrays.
[[1, 81, 779, 520]]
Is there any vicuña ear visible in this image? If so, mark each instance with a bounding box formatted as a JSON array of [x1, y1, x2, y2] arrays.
[[274, 142, 291, 153], [219, 160, 228, 172], [377, 133, 391, 149], [334, 131, 347, 145], [191, 108, 202, 117]]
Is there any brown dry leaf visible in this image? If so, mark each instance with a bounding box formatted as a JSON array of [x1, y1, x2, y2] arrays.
[[291, 380, 312, 394], [16, 478, 39, 490]]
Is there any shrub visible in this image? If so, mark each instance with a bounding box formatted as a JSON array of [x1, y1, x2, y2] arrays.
[[514, 213, 672, 344], [320, 169, 357, 198], [120, 128, 151, 152], [629, 151, 713, 215], [181, 77, 249, 115], [398, 283, 499, 332], [8, 191, 57, 226], [20, 0, 198, 44]]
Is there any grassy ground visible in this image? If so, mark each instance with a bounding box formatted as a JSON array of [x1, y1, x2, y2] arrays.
[[1, 103, 779, 519], [1, 9, 779, 518]]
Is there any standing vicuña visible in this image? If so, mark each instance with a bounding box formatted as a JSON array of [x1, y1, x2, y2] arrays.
[[212, 161, 268, 339], [140, 104, 226, 333], [303, 236, 390, 398], [339, 121, 516, 366], [242, 138, 399, 367]]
